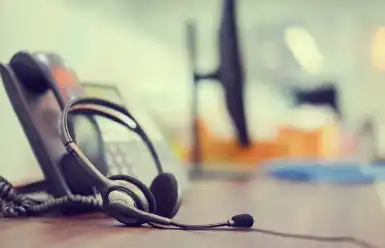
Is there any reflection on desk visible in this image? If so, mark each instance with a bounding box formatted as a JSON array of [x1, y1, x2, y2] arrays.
[[0, 173, 383, 248]]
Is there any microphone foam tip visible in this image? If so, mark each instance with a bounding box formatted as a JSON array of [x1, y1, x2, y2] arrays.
[[231, 214, 254, 228]]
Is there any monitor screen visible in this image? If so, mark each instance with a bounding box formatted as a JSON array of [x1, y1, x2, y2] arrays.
[[293, 85, 340, 117], [185, 0, 250, 147], [218, 0, 250, 146]]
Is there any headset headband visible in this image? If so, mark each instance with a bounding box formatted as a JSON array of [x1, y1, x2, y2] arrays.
[[59, 97, 163, 189]]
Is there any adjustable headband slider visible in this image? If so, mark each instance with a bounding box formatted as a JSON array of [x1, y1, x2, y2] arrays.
[[64, 141, 76, 154]]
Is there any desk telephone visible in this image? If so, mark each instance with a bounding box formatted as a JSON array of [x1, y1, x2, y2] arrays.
[[0, 51, 187, 202]]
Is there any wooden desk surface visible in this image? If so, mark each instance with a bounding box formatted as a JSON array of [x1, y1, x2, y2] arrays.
[[1, 174, 384, 248]]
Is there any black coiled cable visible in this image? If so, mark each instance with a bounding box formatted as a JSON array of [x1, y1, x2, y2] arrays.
[[0, 176, 103, 217]]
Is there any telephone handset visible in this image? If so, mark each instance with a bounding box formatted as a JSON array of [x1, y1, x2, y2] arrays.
[[0, 51, 108, 198]]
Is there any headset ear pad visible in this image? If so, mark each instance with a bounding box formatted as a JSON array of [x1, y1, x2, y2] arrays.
[[107, 175, 156, 214], [150, 173, 181, 218], [9, 51, 50, 94], [105, 174, 157, 226]]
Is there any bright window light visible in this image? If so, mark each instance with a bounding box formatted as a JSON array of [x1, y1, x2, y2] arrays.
[[371, 27, 385, 71], [284, 26, 323, 74]]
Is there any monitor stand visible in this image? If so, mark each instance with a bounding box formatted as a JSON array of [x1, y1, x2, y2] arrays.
[[188, 82, 255, 182]]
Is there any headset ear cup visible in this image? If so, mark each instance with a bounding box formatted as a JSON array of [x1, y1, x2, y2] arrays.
[[150, 173, 181, 218], [108, 175, 156, 215]]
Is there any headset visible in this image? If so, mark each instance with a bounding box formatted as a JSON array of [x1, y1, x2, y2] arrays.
[[59, 96, 254, 228], [57, 97, 380, 248]]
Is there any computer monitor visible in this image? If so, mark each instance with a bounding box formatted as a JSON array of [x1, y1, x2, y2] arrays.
[[293, 84, 340, 118], [186, 0, 251, 179], [218, 0, 249, 146], [187, 0, 250, 148]]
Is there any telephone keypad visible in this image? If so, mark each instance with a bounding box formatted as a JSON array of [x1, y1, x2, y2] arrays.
[[105, 142, 137, 177]]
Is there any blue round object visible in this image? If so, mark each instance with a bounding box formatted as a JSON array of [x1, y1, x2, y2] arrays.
[[265, 160, 378, 184]]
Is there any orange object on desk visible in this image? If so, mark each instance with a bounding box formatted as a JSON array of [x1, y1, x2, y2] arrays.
[[277, 127, 319, 158], [277, 122, 339, 159], [182, 118, 339, 166], [184, 118, 286, 168]]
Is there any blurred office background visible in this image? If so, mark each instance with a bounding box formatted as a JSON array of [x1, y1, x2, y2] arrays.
[[1, 0, 385, 181]]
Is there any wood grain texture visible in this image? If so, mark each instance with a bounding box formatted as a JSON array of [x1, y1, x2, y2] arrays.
[[0, 174, 384, 248]]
